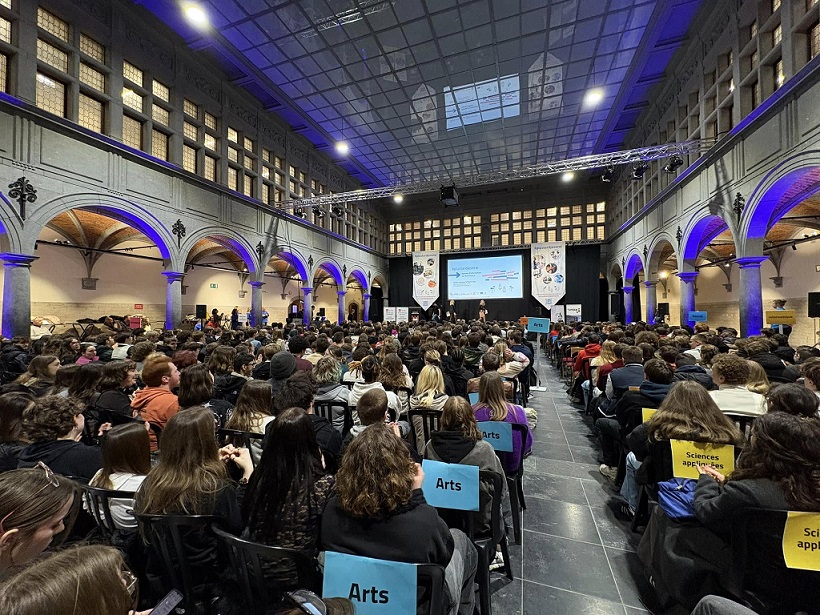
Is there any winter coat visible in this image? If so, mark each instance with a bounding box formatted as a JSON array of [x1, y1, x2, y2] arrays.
[[18, 439, 102, 481]]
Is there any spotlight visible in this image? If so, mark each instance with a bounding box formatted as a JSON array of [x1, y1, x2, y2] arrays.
[[601, 167, 614, 183], [313, 206, 325, 219], [583, 89, 604, 108], [332, 206, 343, 217], [663, 155, 684, 174], [334, 141, 350, 156], [561, 172, 575, 183], [631, 162, 650, 180], [182, 2, 209, 29], [392, 194, 404, 204], [293, 207, 305, 218]]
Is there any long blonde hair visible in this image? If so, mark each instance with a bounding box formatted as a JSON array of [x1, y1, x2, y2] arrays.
[[598, 340, 617, 364], [746, 360, 771, 395], [646, 381, 743, 445], [477, 371, 509, 421], [414, 365, 445, 408]]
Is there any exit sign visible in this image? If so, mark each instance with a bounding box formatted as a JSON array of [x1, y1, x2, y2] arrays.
[[133, 303, 143, 310], [210, 283, 218, 289]]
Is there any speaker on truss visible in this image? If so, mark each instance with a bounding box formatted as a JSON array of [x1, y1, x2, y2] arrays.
[[809, 292, 820, 318], [440, 185, 459, 207], [195, 304, 207, 319]]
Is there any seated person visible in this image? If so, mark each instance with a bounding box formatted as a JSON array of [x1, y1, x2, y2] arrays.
[[603, 345, 645, 402], [764, 382, 819, 418], [745, 338, 799, 383], [708, 354, 765, 416], [341, 389, 416, 461], [312, 356, 351, 434], [348, 356, 402, 422], [472, 372, 532, 474], [597, 359, 673, 481], [466, 352, 514, 400], [671, 353, 715, 390], [800, 358, 820, 403], [320, 424, 478, 615]]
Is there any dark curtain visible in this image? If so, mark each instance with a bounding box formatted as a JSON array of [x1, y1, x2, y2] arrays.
[[599, 278, 610, 321], [632, 274, 642, 322], [388, 244, 601, 324], [370, 286, 383, 320]]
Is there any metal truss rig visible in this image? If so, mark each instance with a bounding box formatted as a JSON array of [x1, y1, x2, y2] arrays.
[[281, 139, 715, 212]]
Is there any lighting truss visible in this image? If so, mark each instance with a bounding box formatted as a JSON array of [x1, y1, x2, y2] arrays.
[[280, 139, 715, 212]]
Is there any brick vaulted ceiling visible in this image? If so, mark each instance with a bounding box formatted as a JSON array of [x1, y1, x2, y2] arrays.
[[132, 0, 705, 188]]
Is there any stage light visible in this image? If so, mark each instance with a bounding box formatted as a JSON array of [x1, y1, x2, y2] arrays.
[[312, 206, 324, 219], [294, 207, 305, 218], [182, 2, 209, 29], [663, 155, 684, 174], [631, 162, 650, 180], [561, 172, 575, 183], [334, 141, 349, 156], [601, 167, 614, 183], [584, 89, 604, 108], [332, 206, 343, 217], [392, 194, 404, 204]]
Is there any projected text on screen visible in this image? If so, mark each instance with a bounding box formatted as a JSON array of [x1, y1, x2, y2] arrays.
[[447, 255, 523, 300]]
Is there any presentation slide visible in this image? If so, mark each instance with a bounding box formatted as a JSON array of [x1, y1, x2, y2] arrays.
[[447, 255, 523, 300]]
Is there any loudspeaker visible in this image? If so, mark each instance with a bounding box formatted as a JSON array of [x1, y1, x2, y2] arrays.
[[809, 292, 820, 318], [657, 302, 670, 318], [195, 304, 207, 319]]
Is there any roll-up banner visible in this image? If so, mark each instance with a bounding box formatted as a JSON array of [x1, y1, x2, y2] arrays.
[[531, 242, 566, 310], [411, 251, 440, 310]]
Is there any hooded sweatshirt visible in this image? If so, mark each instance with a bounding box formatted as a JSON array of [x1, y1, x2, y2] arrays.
[[130, 387, 179, 450], [18, 439, 102, 481], [212, 372, 249, 406], [614, 381, 671, 434]]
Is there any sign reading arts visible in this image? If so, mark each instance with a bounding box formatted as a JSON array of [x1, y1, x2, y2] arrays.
[[421, 459, 479, 511], [669, 440, 735, 480], [782, 511, 820, 571], [323, 551, 416, 614], [477, 421, 513, 452]]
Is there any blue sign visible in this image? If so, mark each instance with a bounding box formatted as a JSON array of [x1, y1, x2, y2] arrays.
[[527, 317, 551, 333], [323, 552, 416, 615], [477, 421, 513, 452], [688, 311, 708, 322], [468, 392, 479, 405], [421, 459, 479, 511]]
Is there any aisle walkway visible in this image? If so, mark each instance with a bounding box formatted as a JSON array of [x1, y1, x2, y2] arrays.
[[492, 354, 653, 615]]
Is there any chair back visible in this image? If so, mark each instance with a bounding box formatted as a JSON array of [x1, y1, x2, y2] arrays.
[[217, 428, 266, 467], [135, 513, 221, 612], [80, 484, 137, 539], [408, 408, 442, 452], [724, 413, 755, 440], [727, 508, 820, 614], [417, 563, 448, 615], [312, 400, 353, 436], [213, 526, 321, 613], [436, 470, 505, 544]]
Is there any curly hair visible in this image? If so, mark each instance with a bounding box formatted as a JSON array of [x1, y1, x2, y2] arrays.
[[208, 345, 235, 375], [731, 412, 820, 511], [336, 423, 415, 518], [711, 354, 751, 385], [22, 395, 83, 442]]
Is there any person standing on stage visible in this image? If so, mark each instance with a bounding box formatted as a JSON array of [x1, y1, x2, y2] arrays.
[[448, 300, 457, 323], [478, 300, 487, 323]]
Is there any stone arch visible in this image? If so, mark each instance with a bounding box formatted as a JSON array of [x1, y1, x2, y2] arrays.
[[371, 272, 387, 289], [313, 258, 344, 287], [741, 154, 820, 252], [623, 251, 645, 282], [25, 194, 175, 260], [681, 213, 733, 269], [647, 234, 678, 276], [274, 250, 309, 283], [0, 194, 22, 253], [347, 268, 369, 292], [179, 227, 258, 275]]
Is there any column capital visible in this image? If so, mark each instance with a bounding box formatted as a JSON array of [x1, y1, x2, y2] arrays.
[[622, 285, 635, 293], [301, 286, 313, 295], [162, 270, 185, 283], [0, 253, 38, 267], [677, 271, 698, 283], [643, 280, 658, 288], [337, 290, 347, 296], [363, 293, 371, 299], [735, 256, 768, 268], [248, 281, 265, 288]]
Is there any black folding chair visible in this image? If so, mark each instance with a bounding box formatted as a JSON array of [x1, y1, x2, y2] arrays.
[[417, 563, 449, 615], [213, 526, 322, 614], [498, 423, 529, 545], [408, 408, 442, 453], [80, 484, 137, 540], [312, 400, 353, 437], [217, 428, 266, 467]]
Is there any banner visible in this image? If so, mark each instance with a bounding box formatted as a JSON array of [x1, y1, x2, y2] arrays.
[[531, 242, 566, 310], [411, 251, 440, 310], [383, 307, 396, 322]]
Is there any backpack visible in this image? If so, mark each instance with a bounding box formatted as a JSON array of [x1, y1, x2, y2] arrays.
[[656, 478, 697, 520]]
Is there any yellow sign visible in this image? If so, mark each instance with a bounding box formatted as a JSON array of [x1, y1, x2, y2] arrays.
[[642, 408, 657, 422], [782, 511, 820, 571], [766, 309, 796, 325], [669, 440, 735, 479]]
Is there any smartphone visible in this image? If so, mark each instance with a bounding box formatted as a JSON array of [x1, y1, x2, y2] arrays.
[[150, 588, 183, 615]]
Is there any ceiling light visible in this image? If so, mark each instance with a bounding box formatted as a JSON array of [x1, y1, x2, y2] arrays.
[[334, 141, 350, 156], [584, 89, 604, 108], [631, 162, 650, 180], [659, 271, 668, 279], [392, 194, 404, 204], [601, 167, 614, 183], [182, 3, 209, 29], [663, 155, 684, 174], [561, 172, 575, 183]]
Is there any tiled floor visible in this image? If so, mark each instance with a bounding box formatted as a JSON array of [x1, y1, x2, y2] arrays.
[[491, 356, 653, 615]]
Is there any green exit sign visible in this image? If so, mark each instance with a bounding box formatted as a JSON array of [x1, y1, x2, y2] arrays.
[[210, 283, 218, 289]]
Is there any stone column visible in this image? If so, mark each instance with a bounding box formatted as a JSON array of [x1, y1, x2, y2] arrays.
[[736, 256, 768, 337], [301, 287, 313, 326], [249, 281, 264, 328], [607, 290, 620, 321], [644, 281, 658, 324], [337, 290, 346, 325], [162, 271, 185, 330], [1, 253, 38, 338], [677, 272, 699, 328], [622, 286, 635, 324], [363, 293, 371, 322]]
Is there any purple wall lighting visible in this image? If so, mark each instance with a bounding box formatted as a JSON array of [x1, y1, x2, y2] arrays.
[[348, 269, 368, 291], [314, 260, 343, 286], [276, 251, 308, 282], [624, 253, 644, 281], [682, 215, 730, 263], [746, 166, 820, 240]]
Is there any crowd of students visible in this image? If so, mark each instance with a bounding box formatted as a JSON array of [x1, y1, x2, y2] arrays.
[[554, 320, 820, 613], [0, 319, 534, 614]]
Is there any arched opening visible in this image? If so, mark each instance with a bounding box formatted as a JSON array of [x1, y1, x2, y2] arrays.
[[623, 252, 645, 323], [345, 269, 367, 322], [312, 260, 343, 323], [647, 239, 678, 325], [265, 255, 305, 324]]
